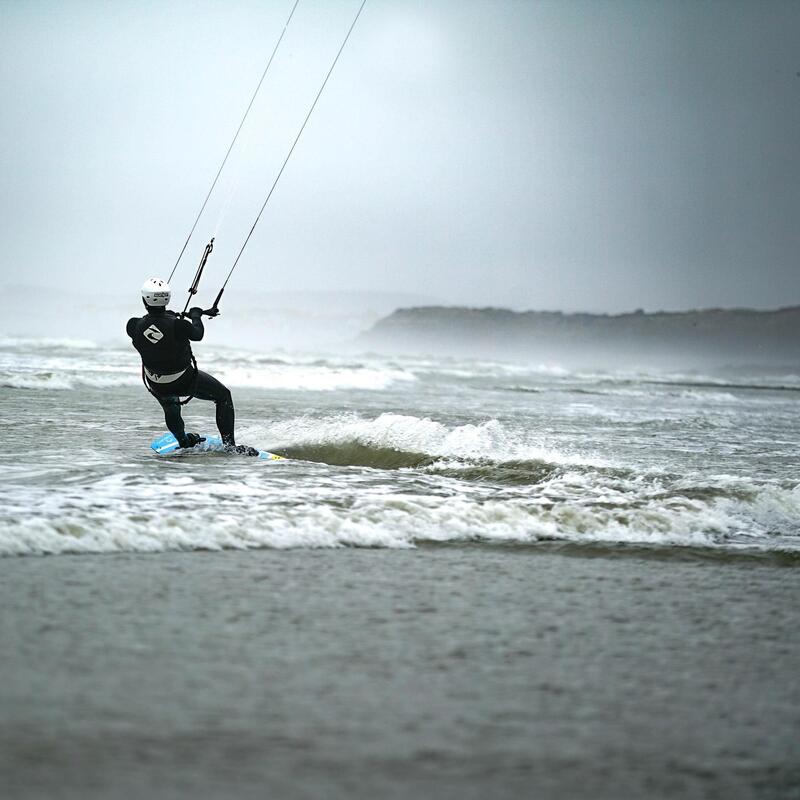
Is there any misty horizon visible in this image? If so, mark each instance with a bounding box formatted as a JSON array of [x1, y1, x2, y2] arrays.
[[2, 0, 799, 319], [4, 276, 800, 316]]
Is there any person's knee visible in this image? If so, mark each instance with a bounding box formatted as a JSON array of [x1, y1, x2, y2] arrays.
[[217, 387, 233, 407]]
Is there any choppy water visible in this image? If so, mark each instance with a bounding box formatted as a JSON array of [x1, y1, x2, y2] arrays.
[[2, 334, 799, 558]]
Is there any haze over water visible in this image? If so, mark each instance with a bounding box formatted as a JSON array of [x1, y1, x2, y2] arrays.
[[2, 0, 799, 312]]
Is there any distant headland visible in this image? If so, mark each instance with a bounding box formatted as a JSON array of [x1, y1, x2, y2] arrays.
[[360, 305, 800, 368]]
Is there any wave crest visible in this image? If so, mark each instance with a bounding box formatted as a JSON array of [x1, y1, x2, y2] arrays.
[[2, 480, 798, 557]]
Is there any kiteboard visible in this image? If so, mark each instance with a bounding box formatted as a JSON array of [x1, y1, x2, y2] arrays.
[[151, 432, 285, 461]]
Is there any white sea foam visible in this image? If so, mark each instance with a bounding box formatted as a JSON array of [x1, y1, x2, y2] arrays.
[[0, 372, 141, 390], [0, 374, 76, 390], [2, 337, 798, 559], [0, 346, 415, 391], [258, 412, 605, 467], [1, 408, 798, 557], [1, 474, 797, 557], [216, 365, 415, 391], [0, 335, 99, 350], [678, 390, 739, 402]]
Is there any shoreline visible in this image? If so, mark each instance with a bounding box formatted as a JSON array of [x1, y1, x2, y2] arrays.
[[3, 538, 800, 566], [2, 546, 798, 799]]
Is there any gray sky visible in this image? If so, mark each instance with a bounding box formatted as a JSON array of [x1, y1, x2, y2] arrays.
[[1, 0, 799, 313]]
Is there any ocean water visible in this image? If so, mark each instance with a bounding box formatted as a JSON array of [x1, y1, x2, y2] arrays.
[[2, 334, 800, 799], [1, 334, 799, 558]]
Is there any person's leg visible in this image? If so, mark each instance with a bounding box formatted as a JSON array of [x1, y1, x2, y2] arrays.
[[156, 394, 188, 445], [192, 371, 236, 445]]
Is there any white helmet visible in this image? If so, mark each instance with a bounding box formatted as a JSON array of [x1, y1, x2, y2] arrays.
[[141, 278, 171, 307]]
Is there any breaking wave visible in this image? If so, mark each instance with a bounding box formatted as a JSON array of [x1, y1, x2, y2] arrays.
[[0, 364, 415, 392], [215, 365, 415, 391], [0, 372, 140, 390], [2, 337, 799, 560], [1, 413, 798, 558], [263, 413, 599, 466], [1, 473, 798, 558], [0, 336, 99, 350]]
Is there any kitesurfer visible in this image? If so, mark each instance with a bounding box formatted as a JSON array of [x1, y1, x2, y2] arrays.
[[127, 278, 256, 455]]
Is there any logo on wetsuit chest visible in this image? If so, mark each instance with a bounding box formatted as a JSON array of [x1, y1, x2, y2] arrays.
[[143, 325, 164, 344]]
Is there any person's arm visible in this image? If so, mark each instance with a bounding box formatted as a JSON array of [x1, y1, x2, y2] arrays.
[[176, 308, 205, 342], [126, 318, 137, 338]]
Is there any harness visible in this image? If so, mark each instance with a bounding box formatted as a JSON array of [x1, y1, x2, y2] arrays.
[[142, 353, 199, 406]]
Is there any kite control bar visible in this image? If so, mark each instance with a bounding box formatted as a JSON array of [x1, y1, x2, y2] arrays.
[[179, 238, 214, 317]]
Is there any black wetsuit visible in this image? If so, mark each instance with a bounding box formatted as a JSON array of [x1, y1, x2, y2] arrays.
[[126, 307, 236, 447]]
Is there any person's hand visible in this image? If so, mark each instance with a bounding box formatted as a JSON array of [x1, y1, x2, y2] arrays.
[[189, 306, 204, 318]]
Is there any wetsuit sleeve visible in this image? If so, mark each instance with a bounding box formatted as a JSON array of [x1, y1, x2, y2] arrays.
[[175, 313, 204, 342], [126, 318, 137, 339]]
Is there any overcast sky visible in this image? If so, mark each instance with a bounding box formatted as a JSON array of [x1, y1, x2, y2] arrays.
[[1, 0, 798, 313]]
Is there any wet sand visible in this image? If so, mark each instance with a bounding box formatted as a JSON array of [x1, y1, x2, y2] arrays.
[[1, 546, 798, 799]]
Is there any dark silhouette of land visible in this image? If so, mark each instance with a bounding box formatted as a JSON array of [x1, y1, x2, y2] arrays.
[[361, 306, 800, 368]]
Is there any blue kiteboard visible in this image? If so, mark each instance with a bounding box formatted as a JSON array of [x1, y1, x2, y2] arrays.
[[150, 432, 285, 461]]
